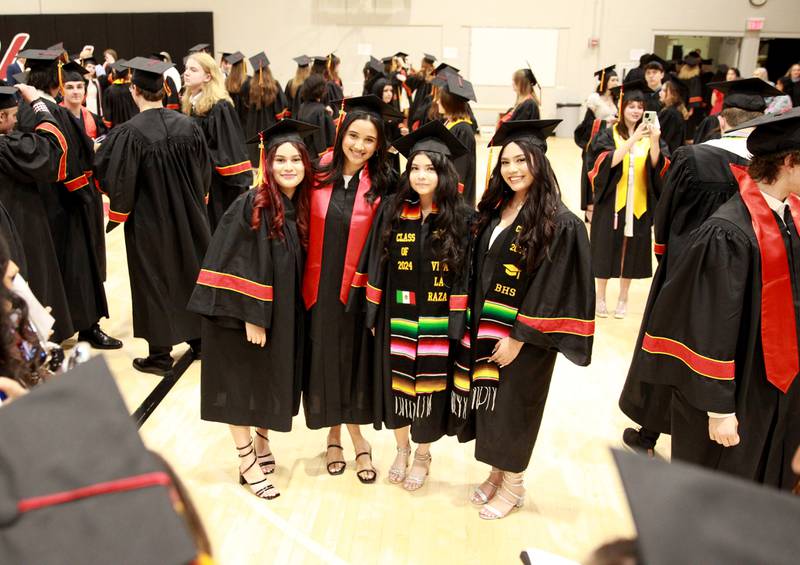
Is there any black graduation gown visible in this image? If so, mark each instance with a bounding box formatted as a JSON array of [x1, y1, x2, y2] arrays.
[[303, 173, 376, 429], [458, 204, 595, 472], [574, 108, 610, 211], [244, 85, 290, 167], [286, 79, 304, 121], [779, 77, 800, 107], [685, 75, 707, 139], [229, 76, 251, 130], [192, 100, 251, 232], [350, 196, 471, 442], [297, 101, 335, 158], [163, 76, 181, 111], [588, 128, 670, 279], [102, 83, 138, 128], [506, 98, 541, 121], [636, 195, 800, 490], [620, 144, 749, 434], [644, 90, 663, 112], [407, 76, 432, 129], [448, 121, 476, 208], [325, 80, 344, 114], [17, 98, 108, 337], [692, 114, 721, 145], [94, 108, 212, 346], [657, 106, 686, 155], [188, 191, 304, 431]]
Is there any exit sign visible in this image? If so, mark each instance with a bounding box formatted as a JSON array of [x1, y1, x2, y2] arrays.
[[747, 17, 765, 31]]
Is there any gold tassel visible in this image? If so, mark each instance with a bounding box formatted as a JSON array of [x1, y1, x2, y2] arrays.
[[252, 133, 265, 188], [484, 146, 495, 193], [57, 61, 64, 95]]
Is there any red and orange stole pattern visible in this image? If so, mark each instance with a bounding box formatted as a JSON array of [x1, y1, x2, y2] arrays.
[[387, 199, 456, 419]]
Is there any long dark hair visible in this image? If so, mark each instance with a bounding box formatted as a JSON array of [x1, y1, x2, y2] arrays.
[[316, 111, 393, 204], [249, 64, 278, 109], [616, 99, 644, 140], [225, 59, 247, 95], [252, 140, 313, 248], [383, 150, 468, 274], [0, 236, 46, 388], [476, 139, 560, 273]]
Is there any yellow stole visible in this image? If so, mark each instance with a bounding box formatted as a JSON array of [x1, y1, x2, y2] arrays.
[[446, 118, 473, 130], [613, 125, 649, 219]]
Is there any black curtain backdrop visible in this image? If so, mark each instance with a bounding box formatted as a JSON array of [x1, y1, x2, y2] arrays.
[[0, 12, 213, 70], [763, 38, 800, 83]]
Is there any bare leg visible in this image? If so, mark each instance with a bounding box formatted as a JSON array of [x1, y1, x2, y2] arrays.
[[596, 278, 609, 316], [619, 278, 632, 303], [470, 466, 503, 505], [325, 425, 345, 474], [347, 424, 376, 482], [254, 427, 275, 474], [389, 427, 412, 484], [230, 425, 279, 498]]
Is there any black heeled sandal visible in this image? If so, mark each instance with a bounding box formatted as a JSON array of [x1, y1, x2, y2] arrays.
[[236, 440, 279, 500], [255, 431, 276, 475], [326, 443, 346, 475], [355, 449, 377, 484]]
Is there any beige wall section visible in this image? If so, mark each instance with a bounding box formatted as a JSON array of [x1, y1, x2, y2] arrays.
[[6, 0, 799, 123]]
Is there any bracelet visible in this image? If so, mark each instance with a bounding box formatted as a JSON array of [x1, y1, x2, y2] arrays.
[[31, 100, 49, 114]]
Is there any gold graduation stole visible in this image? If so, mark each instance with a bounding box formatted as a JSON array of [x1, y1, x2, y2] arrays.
[[613, 125, 649, 219]]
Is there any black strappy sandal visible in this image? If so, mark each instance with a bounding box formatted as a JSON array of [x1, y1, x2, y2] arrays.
[[255, 431, 276, 475], [236, 440, 279, 500], [326, 443, 346, 475], [355, 449, 377, 484]]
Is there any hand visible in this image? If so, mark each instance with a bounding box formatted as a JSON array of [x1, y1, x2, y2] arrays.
[[370, 327, 376, 337], [0, 377, 28, 405], [648, 123, 661, 141], [631, 122, 648, 141], [400, 125, 409, 136], [489, 337, 523, 368], [708, 414, 740, 447], [15, 84, 38, 104], [245, 322, 268, 347], [325, 106, 334, 116], [586, 204, 594, 223]]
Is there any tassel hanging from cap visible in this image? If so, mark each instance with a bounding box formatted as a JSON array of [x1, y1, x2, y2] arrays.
[[57, 60, 65, 95], [164, 78, 172, 97], [333, 105, 347, 143], [252, 132, 265, 188], [617, 85, 624, 119]]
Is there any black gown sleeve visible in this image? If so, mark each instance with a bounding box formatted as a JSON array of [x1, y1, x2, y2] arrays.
[[509, 98, 540, 121], [658, 107, 686, 155], [447, 208, 475, 340], [652, 146, 692, 258], [587, 128, 619, 204], [93, 125, 141, 232], [205, 101, 251, 188], [638, 219, 751, 414], [0, 112, 67, 184], [187, 192, 275, 328], [574, 108, 597, 148], [509, 209, 595, 365]]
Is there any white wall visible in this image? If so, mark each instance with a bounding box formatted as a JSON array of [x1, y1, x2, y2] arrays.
[[6, 0, 800, 124]]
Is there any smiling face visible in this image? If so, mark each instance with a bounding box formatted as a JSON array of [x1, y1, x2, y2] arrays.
[[63, 81, 85, 106], [271, 142, 305, 190], [500, 142, 534, 194], [409, 152, 438, 198], [342, 118, 379, 170], [623, 100, 644, 127], [606, 75, 621, 91], [183, 56, 211, 91]]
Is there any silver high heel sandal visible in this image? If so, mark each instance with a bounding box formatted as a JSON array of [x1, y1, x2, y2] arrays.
[[402, 450, 431, 491], [479, 472, 524, 520], [470, 476, 501, 506], [388, 446, 412, 484]]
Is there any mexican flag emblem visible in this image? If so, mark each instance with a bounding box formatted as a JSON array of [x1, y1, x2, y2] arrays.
[[396, 290, 416, 305]]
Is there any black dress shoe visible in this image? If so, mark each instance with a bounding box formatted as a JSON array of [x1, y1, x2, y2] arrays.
[[78, 325, 123, 350], [622, 428, 656, 458], [132, 356, 173, 376]]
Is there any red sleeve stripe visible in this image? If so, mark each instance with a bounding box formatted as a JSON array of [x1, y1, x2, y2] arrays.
[[197, 269, 273, 301], [457, 182, 464, 194], [351, 271, 368, 288], [108, 210, 129, 223], [366, 283, 383, 305], [165, 104, 180, 110], [689, 96, 704, 104], [35, 121, 68, 181], [215, 161, 252, 176], [642, 333, 734, 380], [449, 294, 468, 311], [588, 151, 609, 193], [275, 109, 291, 120], [516, 314, 595, 336], [654, 242, 666, 255], [660, 157, 671, 178], [103, 119, 113, 128], [64, 174, 90, 192], [18, 472, 171, 513]]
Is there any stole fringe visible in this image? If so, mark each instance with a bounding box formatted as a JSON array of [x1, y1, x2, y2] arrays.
[[394, 394, 433, 419], [471, 386, 497, 412], [451, 393, 470, 420]]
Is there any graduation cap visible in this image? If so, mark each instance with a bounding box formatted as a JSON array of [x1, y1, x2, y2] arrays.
[[11, 71, 28, 85], [125, 56, 173, 91], [312, 55, 328, 64], [643, 54, 667, 70], [442, 73, 477, 102], [224, 51, 245, 66], [435, 62, 460, 76], [727, 106, 800, 156], [17, 49, 63, 70], [219, 51, 232, 59], [0, 357, 199, 564], [683, 52, 702, 67], [394, 51, 409, 59], [381, 55, 393, 65], [293, 55, 311, 67], [707, 77, 783, 112], [0, 83, 17, 110], [663, 73, 689, 102], [60, 61, 88, 83], [610, 79, 652, 103], [334, 94, 404, 123], [110, 58, 130, 76], [188, 43, 211, 54], [523, 62, 538, 87], [489, 119, 562, 153], [250, 52, 270, 75], [368, 56, 385, 77], [47, 42, 65, 51], [594, 64, 618, 92], [81, 56, 98, 66], [393, 119, 468, 160], [613, 449, 800, 565], [246, 118, 319, 149], [423, 53, 437, 64]]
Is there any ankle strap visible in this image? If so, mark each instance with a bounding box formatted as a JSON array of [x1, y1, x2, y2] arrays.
[[414, 451, 432, 462], [255, 431, 270, 441], [397, 446, 412, 455], [235, 439, 253, 451], [502, 471, 524, 486]]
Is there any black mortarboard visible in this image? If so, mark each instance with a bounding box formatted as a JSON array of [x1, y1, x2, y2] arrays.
[[523, 62, 538, 87], [220, 51, 232, 59], [381, 55, 393, 65], [394, 51, 409, 59], [110, 58, 130, 76], [245, 118, 319, 149], [125, 56, 172, 91], [149, 52, 167, 62], [728, 106, 800, 156], [335, 95, 404, 123], [224, 51, 245, 65], [17, 49, 62, 70], [683, 52, 702, 66], [293, 55, 311, 67], [489, 119, 562, 153], [594, 64, 617, 80], [0, 357, 198, 564], [393, 119, 468, 160], [442, 73, 477, 102], [613, 449, 800, 565], [435, 62, 460, 76], [707, 77, 782, 112], [663, 73, 689, 102], [643, 54, 667, 70], [60, 61, 88, 83], [249, 52, 270, 72], [423, 53, 437, 63], [0, 83, 17, 110], [610, 79, 652, 103], [368, 56, 385, 77], [47, 42, 65, 53], [12, 71, 28, 85], [188, 43, 210, 54], [81, 56, 98, 66], [312, 55, 328, 64]]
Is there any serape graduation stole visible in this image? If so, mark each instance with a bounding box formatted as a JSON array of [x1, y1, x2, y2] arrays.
[[453, 219, 527, 416], [387, 199, 456, 418]]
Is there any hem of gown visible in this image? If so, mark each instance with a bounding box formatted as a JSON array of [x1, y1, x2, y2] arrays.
[[618, 392, 673, 435], [201, 408, 293, 432], [303, 413, 375, 430], [474, 447, 532, 474]]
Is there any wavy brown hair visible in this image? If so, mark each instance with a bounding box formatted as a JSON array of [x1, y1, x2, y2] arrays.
[[225, 59, 247, 95], [476, 139, 561, 273], [249, 63, 279, 110]]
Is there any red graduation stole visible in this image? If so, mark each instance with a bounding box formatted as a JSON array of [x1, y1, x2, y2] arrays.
[[60, 102, 98, 140], [732, 164, 800, 393], [303, 153, 381, 308]]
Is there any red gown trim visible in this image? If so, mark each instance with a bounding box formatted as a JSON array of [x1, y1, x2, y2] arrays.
[[516, 314, 595, 337], [642, 333, 735, 380], [588, 150, 610, 193], [215, 160, 252, 176], [197, 269, 274, 301], [34, 121, 68, 181]]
